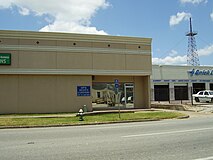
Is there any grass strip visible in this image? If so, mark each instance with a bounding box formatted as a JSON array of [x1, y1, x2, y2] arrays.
[[0, 113, 76, 117], [0, 111, 187, 127]]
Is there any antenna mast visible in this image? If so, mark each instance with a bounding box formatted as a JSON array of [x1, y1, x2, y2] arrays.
[[186, 18, 200, 66]]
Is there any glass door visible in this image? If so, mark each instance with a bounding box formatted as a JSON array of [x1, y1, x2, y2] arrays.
[[124, 83, 134, 108]]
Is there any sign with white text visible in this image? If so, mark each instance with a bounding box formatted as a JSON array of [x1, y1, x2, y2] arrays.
[[0, 53, 11, 65], [77, 86, 91, 96]]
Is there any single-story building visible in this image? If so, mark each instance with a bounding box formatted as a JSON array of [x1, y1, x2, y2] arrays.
[[0, 30, 152, 114], [151, 65, 213, 102]]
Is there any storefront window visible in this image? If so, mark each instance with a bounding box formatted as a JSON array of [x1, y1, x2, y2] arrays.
[[92, 82, 134, 109]]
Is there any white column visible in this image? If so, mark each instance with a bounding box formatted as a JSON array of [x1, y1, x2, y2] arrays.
[[188, 82, 192, 101], [150, 82, 155, 101], [205, 82, 210, 90], [169, 83, 175, 101]]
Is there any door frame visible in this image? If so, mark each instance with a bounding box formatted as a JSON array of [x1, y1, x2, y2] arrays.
[[124, 83, 134, 107]]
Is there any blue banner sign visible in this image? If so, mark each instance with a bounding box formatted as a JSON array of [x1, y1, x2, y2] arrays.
[[77, 86, 91, 96], [188, 69, 213, 76]]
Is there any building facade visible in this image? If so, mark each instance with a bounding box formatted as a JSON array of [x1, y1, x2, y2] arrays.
[[151, 65, 213, 102], [0, 30, 152, 114]]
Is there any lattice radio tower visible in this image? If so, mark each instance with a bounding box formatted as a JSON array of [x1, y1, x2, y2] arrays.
[[186, 17, 200, 66]]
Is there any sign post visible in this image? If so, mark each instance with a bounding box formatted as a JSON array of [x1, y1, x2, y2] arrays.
[[114, 79, 120, 119]]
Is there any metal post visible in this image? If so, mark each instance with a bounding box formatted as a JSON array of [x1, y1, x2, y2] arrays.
[[124, 84, 127, 108], [117, 88, 121, 119], [114, 79, 121, 119], [118, 101, 121, 119], [191, 87, 194, 105]]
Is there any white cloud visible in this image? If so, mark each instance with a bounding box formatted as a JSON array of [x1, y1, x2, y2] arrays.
[[211, 12, 213, 21], [0, 1, 14, 8], [180, 0, 208, 4], [169, 12, 191, 26], [40, 21, 107, 35], [198, 44, 213, 56], [152, 44, 213, 65], [152, 55, 187, 65], [0, 0, 109, 34], [169, 50, 178, 57], [18, 7, 30, 16]]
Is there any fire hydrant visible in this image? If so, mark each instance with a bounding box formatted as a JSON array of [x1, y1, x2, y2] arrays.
[[78, 108, 84, 121]]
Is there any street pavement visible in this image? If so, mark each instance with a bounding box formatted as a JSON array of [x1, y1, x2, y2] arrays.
[[1, 115, 213, 160]]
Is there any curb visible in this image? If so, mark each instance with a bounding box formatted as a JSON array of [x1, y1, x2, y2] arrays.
[[176, 115, 190, 119]]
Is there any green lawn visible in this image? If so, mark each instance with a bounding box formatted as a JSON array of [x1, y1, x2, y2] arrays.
[[0, 111, 187, 127]]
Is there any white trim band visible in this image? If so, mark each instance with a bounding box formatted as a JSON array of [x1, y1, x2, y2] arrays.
[[0, 69, 151, 76]]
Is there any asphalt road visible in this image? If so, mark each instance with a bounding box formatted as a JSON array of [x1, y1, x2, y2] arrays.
[[1, 116, 213, 160]]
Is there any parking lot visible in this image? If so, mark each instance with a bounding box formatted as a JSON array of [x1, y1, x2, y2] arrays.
[[192, 101, 213, 113], [151, 100, 213, 114]]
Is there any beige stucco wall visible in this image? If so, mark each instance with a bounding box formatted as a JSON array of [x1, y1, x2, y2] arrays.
[[0, 50, 151, 72], [134, 76, 150, 108], [0, 75, 92, 114], [0, 30, 152, 73], [0, 75, 19, 113], [0, 30, 152, 113]]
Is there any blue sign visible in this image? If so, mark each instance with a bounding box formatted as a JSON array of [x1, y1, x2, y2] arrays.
[[115, 83, 119, 89], [114, 79, 119, 84], [77, 86, 91, 96], [188, 69, 213, 76], [114, 79, 119, 89]]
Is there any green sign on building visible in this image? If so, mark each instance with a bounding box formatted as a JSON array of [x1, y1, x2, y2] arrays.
[[0, 53, 11, 65]]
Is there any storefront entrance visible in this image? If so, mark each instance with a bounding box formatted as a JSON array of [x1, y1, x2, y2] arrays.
[[123, 83, 134, 108], [92, 82, 134, 109]]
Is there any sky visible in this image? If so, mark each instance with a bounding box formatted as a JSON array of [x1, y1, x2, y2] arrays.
[[0, 0, 213, 66]]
